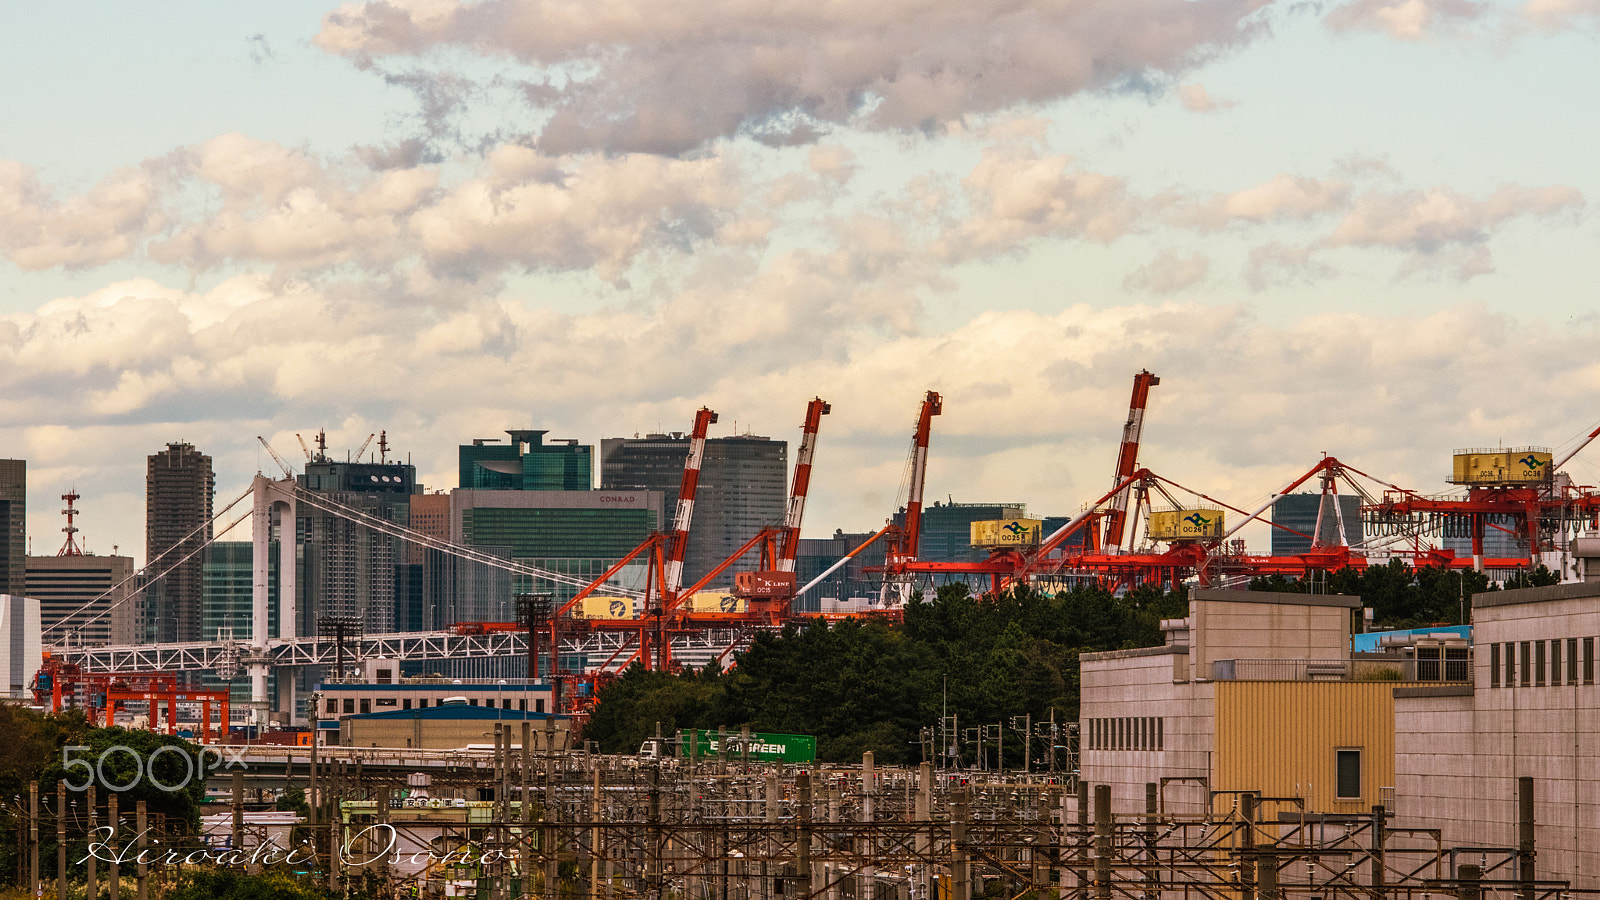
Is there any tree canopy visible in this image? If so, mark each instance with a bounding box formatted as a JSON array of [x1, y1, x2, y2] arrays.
[[585, 581, 1187, 765]]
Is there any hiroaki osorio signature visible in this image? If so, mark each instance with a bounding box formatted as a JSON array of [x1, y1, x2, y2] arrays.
[[80, 824, 515, 868]]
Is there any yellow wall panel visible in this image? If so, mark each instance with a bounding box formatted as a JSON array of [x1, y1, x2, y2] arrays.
[[1214, 681, 1394, 817]]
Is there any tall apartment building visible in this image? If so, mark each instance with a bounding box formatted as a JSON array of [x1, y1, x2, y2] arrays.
[[146, 443, 214, 643], [297, 458, 419, 636], [403, 493, 451, 631], [601, 433, 787, 588], [0, 459, 23, 598]]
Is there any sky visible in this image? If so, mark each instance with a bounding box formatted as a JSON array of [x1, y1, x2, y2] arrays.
[[3, 0, 1600, 565]]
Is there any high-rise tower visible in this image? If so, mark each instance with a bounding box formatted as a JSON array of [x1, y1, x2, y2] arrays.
[[146, 443, 214, 643], [601, 433, 787, 588], [297, 456, 418, 636], [0, 459, 23, 597]]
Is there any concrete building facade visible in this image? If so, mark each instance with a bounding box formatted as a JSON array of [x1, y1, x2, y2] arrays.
[[1394, 581, 1600, 890], [1080, 589, 1411, 818], [25, 553, 137, 647], [339, 703, 570, 751]]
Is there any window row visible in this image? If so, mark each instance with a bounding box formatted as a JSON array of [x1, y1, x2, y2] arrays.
[[1488, 637, 1596, 688], [325, 696, 547, 714], [1086, 716, 1164, 752]]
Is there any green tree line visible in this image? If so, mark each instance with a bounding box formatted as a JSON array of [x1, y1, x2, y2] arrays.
[[586, 581, 1187, 765]]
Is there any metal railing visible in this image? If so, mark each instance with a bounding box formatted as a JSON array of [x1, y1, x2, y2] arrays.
[[1211, 655, 1471, 683]]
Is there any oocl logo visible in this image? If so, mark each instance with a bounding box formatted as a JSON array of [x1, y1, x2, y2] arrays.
[[1183, 512, 1212, 528], [1002, 521, 1030, 535], [1519, 455, 1545, 472]]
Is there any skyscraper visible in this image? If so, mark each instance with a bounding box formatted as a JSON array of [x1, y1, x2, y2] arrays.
[[601, 433, 787, 588], [297, 458, 419, 636], [0, 459, 23, 598], [202, 541, 277, 641], [146, 443, 214, 643]]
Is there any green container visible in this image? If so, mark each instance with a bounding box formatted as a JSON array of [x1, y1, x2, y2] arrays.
[[678, 730, 817, 764]]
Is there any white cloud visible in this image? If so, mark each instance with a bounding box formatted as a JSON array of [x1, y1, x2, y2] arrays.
[[315, 0, 1272, 154], [1178, 83, 1234, 113], [1524, 0, 1600, 28], [1187, 174, 1353, 228], [1326, 0, 1488, 39], [934, 145, 1138, 260], [0, 161, 167, 270], [10, 269, 1600, 571], [1325, 183, 1583, 277], [2, 135, 762, 284], [1124, 249, 1211, 294], [1242, 242, 1337, 290]]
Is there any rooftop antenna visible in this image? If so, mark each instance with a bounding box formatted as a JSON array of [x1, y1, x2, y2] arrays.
[[57, 489, 83, 556], [315, 428, 328, 462], [378, 430, 389, 464]]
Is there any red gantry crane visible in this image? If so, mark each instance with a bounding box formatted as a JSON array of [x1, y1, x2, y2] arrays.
[[1104, 371, 1159, 555], [878, 391, 943, 597]]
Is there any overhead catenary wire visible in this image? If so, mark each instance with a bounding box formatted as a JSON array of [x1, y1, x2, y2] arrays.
[[42, 485, 257, 642], [45, 476, 654, 647]]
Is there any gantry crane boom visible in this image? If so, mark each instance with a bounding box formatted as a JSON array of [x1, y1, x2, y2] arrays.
[[1104, 370, 1159, 555], [1555, 424, 1600, 470], [664, 407, 719, 595], [353, 432, 375, 461], [886, 391, 943, 569], [777, 397, 831, 572]]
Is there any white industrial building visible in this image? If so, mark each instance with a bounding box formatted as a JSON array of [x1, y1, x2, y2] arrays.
[[1394, 580, 1600, 891]]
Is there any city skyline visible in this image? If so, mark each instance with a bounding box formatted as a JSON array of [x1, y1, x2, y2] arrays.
[[2, 2, 1599, 566]]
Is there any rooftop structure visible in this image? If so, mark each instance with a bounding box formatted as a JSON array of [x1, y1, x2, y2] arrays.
[[460, 430, 594, 492]]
